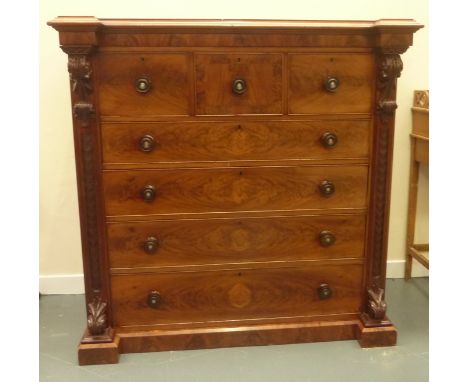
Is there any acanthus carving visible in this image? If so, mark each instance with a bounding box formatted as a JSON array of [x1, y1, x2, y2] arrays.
[[68, 55, 93, 99], [67, 53, 95, 127], [87, 296, 107, 335], [366, 287, 387, 320], [364, 52, 403, 322], [64, 46, 110, 339], [377, 54, 403, 122]]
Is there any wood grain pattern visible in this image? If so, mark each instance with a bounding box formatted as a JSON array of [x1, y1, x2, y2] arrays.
[[48, 18, 423, 363], [195, 54, 283, 115], [101, 119, 370, 165], [102, 165, 368, 216], [107, 214, 366, 269], [97, 53, 190, 116], [78, 334, 120, 365], [111, 264, 363, 327], [117, 320, 359, 353], [357, 320, 397, 348], [289, 54, 375, 114]]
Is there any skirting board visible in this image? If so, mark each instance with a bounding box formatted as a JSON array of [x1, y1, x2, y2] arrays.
[[39, 260, 428, 295]]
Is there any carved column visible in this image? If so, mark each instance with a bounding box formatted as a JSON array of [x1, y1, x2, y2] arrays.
[[62, 45, 113, 343], [362, 50, 404, 327]]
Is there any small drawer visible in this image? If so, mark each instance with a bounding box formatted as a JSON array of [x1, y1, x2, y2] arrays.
[[101, 120, 370, 165], [97, 53, 190, 116], [195, 53, 283, 115], [107, 214, 366, 269], [111, 264, 364, 327], [102, 165, 368, 216], [289, 54, 375, 114]]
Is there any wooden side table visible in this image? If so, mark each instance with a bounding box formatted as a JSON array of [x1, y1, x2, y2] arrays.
[[405, 90, 429, 279]]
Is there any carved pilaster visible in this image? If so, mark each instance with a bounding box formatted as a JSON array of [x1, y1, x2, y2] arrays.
[[363, 51, 403, 327], [62, 45, 112, 341]]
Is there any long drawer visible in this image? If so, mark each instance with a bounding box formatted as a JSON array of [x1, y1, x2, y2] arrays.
[[111, 264, 364, 327], [107, 214, 366, 269], [102, 165, 368, 216], [101, 120, 370, 165]]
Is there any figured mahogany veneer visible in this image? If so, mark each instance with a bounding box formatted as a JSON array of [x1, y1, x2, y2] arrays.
[[98, 53, 191, 116], [102, 165, 368, 216], [48, 17, 422, 365], [107, 214, 366, 269], [288, 53, 375, 114], [195, 53, 283, 115], [101, 119, 370, 165], [111, 264, 363, 328]]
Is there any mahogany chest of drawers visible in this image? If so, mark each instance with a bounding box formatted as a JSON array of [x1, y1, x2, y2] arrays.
[[48, 17, 422, 365]]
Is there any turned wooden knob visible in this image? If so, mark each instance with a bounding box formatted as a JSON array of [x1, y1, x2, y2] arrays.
[[143, 237, 159, 254], [141, 185, 156, 202], [139, 135, 155, 152], [147, 290, 161, 309], [319, 180, 335, 197], [324, 77, 339, 92], [232, 78, 247, 95], [319, 231, 336, 247], [321, 132, 338, 148], [135, 77, 152, 93], [317, 283, 332, 300]]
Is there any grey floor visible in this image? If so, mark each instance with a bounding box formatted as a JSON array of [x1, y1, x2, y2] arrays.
[[40, 278, 428, 382]]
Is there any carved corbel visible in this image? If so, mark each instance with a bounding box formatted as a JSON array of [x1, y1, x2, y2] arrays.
[[376, 53, 403, 122], [68, 55, 93, 99], [73, 102, 95, 127]]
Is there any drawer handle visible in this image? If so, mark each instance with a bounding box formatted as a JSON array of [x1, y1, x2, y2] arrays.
[[317, 283, 332, 300], [319, 180, 335, 197], [139, 135, 155, 152], [135, 77, 152, 93], [141, 185, 156, 202], [324, 77, 339, 92], [321, 132, 338, 148], [232, 78, 247, 95], [143, 236, 159, 254], [147, 290, 161, 309], [319, 231, 336, 247]]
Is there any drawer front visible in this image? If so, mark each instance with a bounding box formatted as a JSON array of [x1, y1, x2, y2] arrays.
[[111, 264, 363, 327], [102, 165, 368, 216], [107, 214, 366, 268], [97, 53, 190, 116], [195, 54, 283, 115], [101, 120, 370, 164], [289, 54, 375, 114]]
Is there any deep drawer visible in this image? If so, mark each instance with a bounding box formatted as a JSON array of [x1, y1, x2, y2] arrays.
[[101, 120, 370, 165], [107, 214, 366, 269], [102, 165, 368, 216], [111, 264, 364, 327]]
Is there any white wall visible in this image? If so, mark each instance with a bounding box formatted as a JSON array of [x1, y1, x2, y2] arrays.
[[39, 0, 429, 293]]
